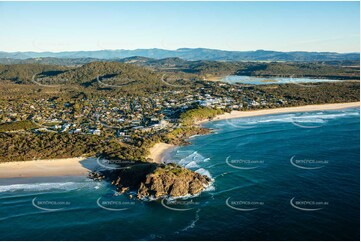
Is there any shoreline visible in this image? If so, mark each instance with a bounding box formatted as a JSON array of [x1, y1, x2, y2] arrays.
[[0, 157, 98, 179], [196, 102, 360, 124], [147, 102, 360, 166], [0, 102, 359, 179], [147, 142, 175, 163]]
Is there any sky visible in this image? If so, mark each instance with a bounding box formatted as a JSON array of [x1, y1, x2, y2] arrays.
[[0, 1, 359, 53]]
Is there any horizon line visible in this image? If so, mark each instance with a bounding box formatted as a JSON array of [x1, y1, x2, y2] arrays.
[[0, 48, 360, 55]]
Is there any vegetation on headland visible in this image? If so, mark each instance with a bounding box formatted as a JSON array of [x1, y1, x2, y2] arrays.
[[180, 107, 224, 126], [164, 126, 211, 146]]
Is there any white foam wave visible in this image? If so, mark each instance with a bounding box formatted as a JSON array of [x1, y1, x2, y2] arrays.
[[185, 161, 200, 169], [0, 181, 101, 193], [195, 168, 212, 179], [178, 151, 205, 166], [189, 134, 201, 139], [203, 184, 215, 192], [226, 110, 359, 126]]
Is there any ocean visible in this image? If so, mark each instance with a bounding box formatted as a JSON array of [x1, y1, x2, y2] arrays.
[[0, 108, 359, 240]]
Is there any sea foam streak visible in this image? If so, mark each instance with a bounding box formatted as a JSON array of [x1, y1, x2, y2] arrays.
[[0, 181, 102, 193], [176, 151, 213, 179], [225, 109, 359, 126]]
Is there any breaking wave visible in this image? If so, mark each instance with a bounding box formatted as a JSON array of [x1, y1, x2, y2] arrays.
[[224, 109, 359, 126], [0, 181, 102, 193]]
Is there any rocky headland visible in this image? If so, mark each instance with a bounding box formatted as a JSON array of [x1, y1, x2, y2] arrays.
[[96, 162, 212, 200]]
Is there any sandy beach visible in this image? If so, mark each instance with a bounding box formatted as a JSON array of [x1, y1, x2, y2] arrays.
[[147, 142, 175, 163], [0, 102, 358, 179], [196, 102, 360, 124], [0, 157, 99, 179]]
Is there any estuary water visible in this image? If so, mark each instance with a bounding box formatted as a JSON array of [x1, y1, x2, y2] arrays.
[[0, 108, 359, 240]]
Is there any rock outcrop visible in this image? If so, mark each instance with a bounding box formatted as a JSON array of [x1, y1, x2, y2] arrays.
[[100, 162, 211, 200], [137, 163, 212, 199]]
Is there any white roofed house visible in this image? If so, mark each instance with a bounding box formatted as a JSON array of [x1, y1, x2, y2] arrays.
[[248, 100, 260, 107]]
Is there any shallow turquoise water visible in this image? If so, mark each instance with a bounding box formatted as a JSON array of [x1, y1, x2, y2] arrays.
[[0, 108, 359, 240]]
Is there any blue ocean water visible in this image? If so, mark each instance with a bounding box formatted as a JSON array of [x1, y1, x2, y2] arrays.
[[0, 108, 359, 240], [222, 75, 348, 85]]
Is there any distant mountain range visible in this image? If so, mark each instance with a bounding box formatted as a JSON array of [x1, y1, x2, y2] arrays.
[[0, 48, 359, 62]]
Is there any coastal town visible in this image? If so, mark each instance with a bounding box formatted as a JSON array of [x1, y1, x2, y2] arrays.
[[0, 80, 290, 142]]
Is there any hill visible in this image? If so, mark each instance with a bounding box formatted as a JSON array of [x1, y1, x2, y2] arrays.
[[0, 64, 68, 83], [0, 62, 199, 95]]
